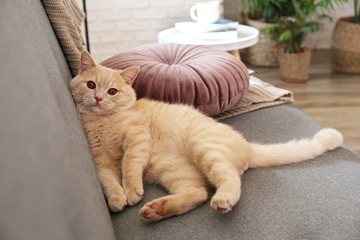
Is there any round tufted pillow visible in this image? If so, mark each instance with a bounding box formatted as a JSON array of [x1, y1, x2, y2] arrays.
[[101, 44, 249, 116]]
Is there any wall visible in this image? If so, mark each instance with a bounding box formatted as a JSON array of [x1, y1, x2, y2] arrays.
[[83, 0, 354, 62]]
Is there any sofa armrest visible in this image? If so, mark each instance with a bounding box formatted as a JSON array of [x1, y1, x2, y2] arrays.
[[0, 1, 115, 239]]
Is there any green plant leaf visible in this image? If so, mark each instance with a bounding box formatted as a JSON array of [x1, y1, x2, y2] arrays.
[[239, 0, 351, 49], [355, 0, 360, 22], [286, 45, 294, 53], [298, 21, 320, 33], [263, 4, 277, 22], [279, 30, 293, 43]]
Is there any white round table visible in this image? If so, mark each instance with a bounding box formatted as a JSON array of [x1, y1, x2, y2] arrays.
[[158, 24, 259, 59]]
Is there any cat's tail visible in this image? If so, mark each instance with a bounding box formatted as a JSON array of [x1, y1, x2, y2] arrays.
[[248, 128, 343, 168]]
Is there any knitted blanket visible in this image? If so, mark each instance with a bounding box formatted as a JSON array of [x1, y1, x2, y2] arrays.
[[214, 76, 294, 120], [42, 0, 85, 76]]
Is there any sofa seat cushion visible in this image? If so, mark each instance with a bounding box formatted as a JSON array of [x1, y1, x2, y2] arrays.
[[101, 43, 249, 116], [110, 103, 360, 240]]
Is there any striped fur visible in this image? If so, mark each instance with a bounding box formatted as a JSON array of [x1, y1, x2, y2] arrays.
[[70, 51, 343, 222]]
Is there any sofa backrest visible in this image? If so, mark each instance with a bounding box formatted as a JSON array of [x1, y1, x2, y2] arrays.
[[0, 1, 115, 239]]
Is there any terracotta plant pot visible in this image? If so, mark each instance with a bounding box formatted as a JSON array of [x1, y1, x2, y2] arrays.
[[278, 47, 312, 83], [244, 18, 279, 67], [331, 16, 360, 74]]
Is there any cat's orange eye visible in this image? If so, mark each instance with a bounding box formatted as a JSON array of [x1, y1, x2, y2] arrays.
[[87, 81, 96, 89], [108, 88, 118, 95]]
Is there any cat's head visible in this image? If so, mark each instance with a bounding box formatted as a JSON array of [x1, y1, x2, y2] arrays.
[[70, 51, 140, 116]]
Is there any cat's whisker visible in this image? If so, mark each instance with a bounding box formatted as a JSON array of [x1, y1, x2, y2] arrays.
[[111, 107, 122, 115], [76, 102, 86, 117], [76, 102, 85, 112]]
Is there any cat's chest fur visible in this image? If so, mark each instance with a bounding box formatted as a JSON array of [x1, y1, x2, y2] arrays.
[[80, 101, 192, 168], [82, 114, 131, 163]]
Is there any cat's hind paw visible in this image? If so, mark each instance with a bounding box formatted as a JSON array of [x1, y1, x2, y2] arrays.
[[210, 192, 238, 213], [140, 202, 165, 222]]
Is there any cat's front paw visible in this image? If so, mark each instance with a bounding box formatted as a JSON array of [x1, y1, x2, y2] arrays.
[[108, 193, 127, 212], [124, 185, 144, 206]]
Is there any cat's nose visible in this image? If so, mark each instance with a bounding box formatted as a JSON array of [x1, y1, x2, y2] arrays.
[[95, 96, 103, 103]]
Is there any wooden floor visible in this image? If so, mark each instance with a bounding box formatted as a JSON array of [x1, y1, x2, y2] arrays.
[[246, 50, 360, 154]]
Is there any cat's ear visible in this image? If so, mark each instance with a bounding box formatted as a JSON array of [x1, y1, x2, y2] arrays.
[[120, 67, 140, 87], [79, 50, 96, 73]]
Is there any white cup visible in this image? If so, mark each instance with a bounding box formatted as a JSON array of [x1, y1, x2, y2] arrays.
[[190, 1, 221, 24]]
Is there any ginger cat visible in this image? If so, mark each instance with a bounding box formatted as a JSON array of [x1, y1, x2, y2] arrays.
[[70, 51, 343, 222]]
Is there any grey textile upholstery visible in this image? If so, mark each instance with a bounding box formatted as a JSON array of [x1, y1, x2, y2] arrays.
[[112, 104, 360, 240], [1, 1, 360, 240], [0, 1, 115, 240]]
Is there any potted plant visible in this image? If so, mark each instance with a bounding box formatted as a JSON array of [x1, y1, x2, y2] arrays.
[[238, 0, 295, 67], [331, 0, 360, 74], [264, 0, 347, 83]]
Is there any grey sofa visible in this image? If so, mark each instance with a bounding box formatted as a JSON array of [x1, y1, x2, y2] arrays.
[[1, 1, 360, 240]]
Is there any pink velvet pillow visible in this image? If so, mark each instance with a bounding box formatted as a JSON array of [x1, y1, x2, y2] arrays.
[[101, 44, 249, 116]]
